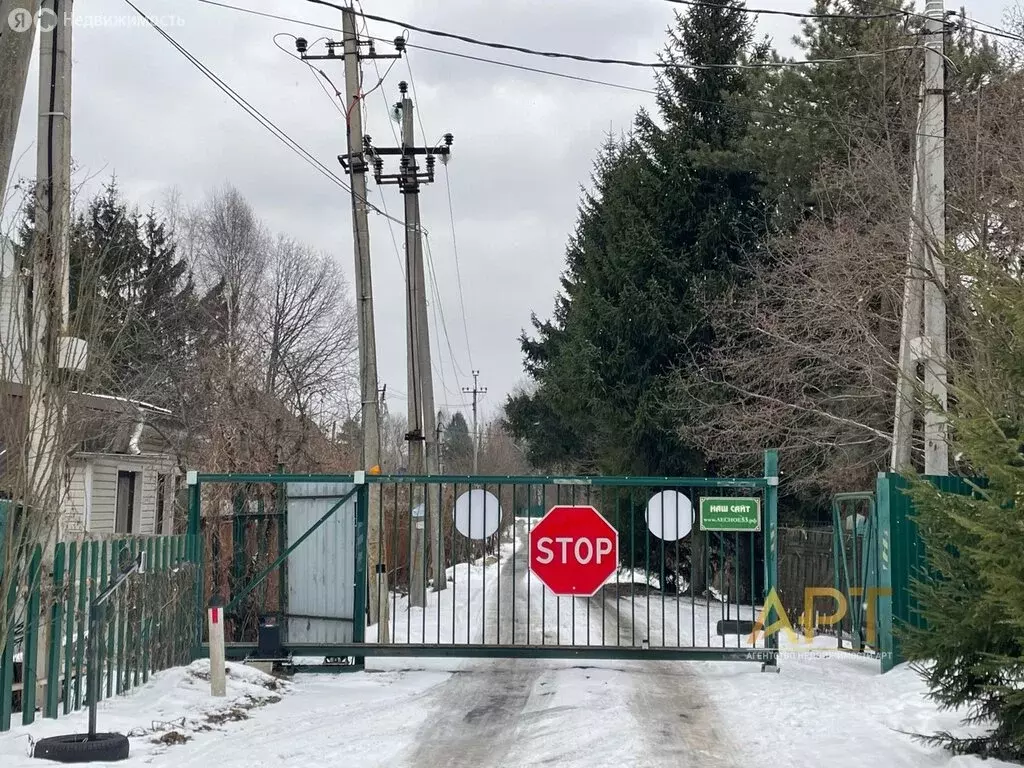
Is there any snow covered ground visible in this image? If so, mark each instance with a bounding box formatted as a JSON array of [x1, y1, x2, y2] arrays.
[[1, 518, 1013, 767]]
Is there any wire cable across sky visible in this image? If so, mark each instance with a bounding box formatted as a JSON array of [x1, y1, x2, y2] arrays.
[[304, 0, 929, 71]]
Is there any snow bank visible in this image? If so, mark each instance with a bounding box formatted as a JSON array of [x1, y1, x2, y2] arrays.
[[699, 640, 1016, 767], [0, 660, 289, 767]]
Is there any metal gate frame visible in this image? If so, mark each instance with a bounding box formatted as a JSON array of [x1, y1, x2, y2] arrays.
[[190, 450, 781, 668], [186, 471, 364, 667]]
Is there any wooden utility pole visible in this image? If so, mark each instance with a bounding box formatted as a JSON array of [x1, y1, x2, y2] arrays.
[[0, 0, 38, 208], [890, 0, 947, 475], [462, 370, 486, 475], [367, 87, 453, 594]]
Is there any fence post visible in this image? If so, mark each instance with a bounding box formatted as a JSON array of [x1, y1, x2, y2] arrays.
[[763, 449, 780, 671], [208, 595, 226, 697], [187, 471, 204, 660]]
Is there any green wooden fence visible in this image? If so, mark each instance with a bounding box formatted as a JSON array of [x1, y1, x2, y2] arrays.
[[876, 472, 978, 673], [1, 529, 198, 731]]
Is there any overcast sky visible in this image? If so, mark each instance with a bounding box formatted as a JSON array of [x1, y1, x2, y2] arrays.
[[3, 0, 1010, 428]]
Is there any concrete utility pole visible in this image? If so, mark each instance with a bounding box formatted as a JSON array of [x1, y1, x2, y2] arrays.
[[27, 0, 73, 524], [28, 0, 74, 712], [367, 88, 453, 596], [920, 0, 948, 476], [0, 0, 39, 209], [296, 10, 402, 635], [462, 370, 487, 475], [890, 89, 925, 473], [435, 412, 445, 474], [890, 0, 948, 476]]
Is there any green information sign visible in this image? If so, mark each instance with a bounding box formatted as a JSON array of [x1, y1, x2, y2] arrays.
[[700, 497, 761, 532]]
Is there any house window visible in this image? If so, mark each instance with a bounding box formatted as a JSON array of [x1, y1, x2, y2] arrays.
[[156, 473, 168, 534], [115, 471, 137, 534]]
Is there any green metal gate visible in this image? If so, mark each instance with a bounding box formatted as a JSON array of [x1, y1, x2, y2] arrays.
[[192, 451, 781, 668]]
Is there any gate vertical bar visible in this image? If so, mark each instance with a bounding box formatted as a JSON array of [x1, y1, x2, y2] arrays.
[[511, 483, 517, 645], [276, 468, 288, 629], [763, 450, 780, 667], [353, 482, 368, 666]]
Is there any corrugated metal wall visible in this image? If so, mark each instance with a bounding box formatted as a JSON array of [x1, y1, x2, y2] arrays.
[[285, 482, 356, 644]]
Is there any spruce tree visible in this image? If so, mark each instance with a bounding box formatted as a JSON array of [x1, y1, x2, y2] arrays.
[[508, 2, 768, 478], [902, 255, 1024, 761], [442, 412, 475, 474]]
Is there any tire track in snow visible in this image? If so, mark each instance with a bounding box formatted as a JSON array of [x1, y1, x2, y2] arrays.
[[400, 520, 543, 768], [598, 593, 738, 767], [400, 519, 738, 767]]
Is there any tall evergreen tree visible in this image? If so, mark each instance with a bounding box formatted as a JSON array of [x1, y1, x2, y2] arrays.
[[69, 178, 197, 407], [442, 412, 474, 474], [508, 1, 768, 478], [901, 255, 1024, 761]]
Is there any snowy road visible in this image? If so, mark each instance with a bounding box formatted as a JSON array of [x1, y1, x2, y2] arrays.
[[396, 519, 737, 767]]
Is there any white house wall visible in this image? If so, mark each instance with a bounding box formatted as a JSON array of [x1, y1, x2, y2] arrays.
[[64, 453, 176, 536], [0, 238, 24, 384]]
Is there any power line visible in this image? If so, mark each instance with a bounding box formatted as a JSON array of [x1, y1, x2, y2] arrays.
[[191, 0, 1006, 151], [124, 0, 353, 194], [125, 0, 418, 235], [198, 0, 1008, 72], [662, 0, 910, 21], [404, 52, 476, 382], [949, 12, 1024, 43], [442, 164, 476, 372], [422, 230, 470, 382], [305, 0, 926, 71]]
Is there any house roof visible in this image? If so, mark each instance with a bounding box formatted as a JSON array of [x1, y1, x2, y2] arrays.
[[4, 382, 172, 416]]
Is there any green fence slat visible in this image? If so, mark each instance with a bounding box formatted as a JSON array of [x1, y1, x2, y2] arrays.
[[74, 542, 90, 711], [102, 541, 113, 700], [1, 552, 19, 731], [62, 542, 77, 715], [118, 541, 130, 694], [142, 538, 154, 684], [44, 542, 67, 718], [22, 545, 42, 725], [124, 540, 134, 691]]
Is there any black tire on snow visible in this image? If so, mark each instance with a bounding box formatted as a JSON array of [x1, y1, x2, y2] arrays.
[[32, 732, 130, 763]]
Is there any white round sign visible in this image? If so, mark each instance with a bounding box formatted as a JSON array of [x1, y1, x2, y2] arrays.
[[645, 491, 693, 541], [453, 489, 501, 540]]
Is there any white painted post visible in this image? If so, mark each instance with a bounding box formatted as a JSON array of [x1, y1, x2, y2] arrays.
[[208, 596, 226, 697]]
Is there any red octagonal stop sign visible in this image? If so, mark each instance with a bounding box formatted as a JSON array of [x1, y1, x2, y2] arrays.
[[529, 505, 619, 597]]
